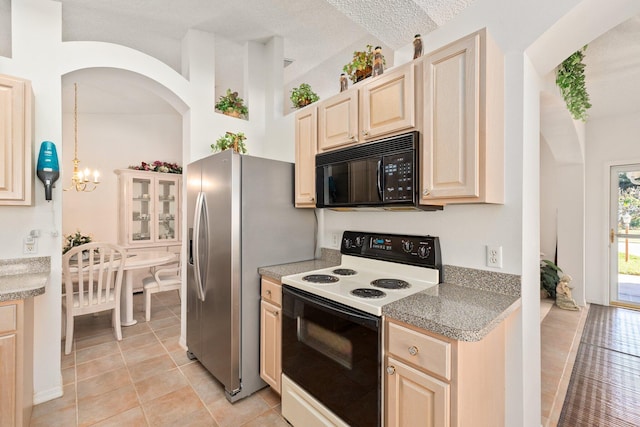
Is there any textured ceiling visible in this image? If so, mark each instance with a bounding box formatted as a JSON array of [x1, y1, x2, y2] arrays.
[[59, 0, 474, 84], [53, 1, 640, 122]]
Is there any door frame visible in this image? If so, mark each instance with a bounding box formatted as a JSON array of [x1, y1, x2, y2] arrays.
[[607, 161, 640, 308]]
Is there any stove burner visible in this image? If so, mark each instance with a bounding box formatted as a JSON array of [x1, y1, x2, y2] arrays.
[[302, 274, 339, 284], [371, 278, 411, 290], [332, 268, 357, 276], [350, 288, 386, 299]]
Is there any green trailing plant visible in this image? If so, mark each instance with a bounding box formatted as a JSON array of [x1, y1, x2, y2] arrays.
[[215, 89, 248, 119], [556, 46, 592, 121], [540, 259, 563, 299], [290, 83, 319, 108], [343, 44, 385, 83], [211, 131, 247, 154]]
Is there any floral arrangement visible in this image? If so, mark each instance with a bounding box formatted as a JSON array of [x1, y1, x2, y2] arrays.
[[212, 131, 247, 154], [129, 161, 182, 174], [63, 230, 92, 254], [343, 44, 386, 83], [215, 89, 249, 119]]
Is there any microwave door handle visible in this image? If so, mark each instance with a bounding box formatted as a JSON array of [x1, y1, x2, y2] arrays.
[[377, 159, 383, 201]]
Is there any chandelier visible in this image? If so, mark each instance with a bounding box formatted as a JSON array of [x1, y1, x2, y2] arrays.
[[65, 83, 99, 192]]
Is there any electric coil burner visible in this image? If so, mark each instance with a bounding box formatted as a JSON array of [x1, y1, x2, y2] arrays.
[[302, 274, 339, 284], [351, 288, 386, 298], [371, 278, 410, 289], [281, 231, 443, 427], [332, 268, 357, 276]]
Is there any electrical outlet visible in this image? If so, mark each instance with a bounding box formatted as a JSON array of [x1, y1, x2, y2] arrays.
[[486, 245, 502, 268], [24, 237, 37, 254], [332, 233, 340, 248]]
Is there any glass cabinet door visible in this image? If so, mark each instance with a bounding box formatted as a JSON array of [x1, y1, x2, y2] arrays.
[[132, 177, 153, 243], [157, 178, 178, 241]]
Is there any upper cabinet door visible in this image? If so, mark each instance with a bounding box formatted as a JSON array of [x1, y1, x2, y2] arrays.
[[294, 107, 317, 208], [0, 75, 32, 206], [360, 63, 415, 141], [317, 90, 359, 152], [421, 29, 504, 204]]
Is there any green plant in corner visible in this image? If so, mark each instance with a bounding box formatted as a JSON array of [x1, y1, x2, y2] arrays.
[[556, 46, 592, 121], [290, 83, 320, 108], [211, 131, 247, 154], [215, 89, 249, 119], [540, 259, 563, 299]]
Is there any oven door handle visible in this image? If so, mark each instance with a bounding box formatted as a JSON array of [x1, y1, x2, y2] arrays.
[[283, 285, 380, 329], [376, 159, 383, 201]]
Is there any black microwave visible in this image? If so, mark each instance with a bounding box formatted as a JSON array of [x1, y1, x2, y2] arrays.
[[315, 132, 441, 211]]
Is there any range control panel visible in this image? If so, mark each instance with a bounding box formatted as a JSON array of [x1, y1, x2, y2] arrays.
[[340, 231, 442, 272]]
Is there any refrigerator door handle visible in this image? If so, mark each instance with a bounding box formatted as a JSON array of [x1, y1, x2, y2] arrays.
[[193, 191, 208, 301]]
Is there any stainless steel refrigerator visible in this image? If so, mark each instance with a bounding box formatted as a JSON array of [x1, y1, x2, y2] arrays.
[[186, 150, 315, 402]]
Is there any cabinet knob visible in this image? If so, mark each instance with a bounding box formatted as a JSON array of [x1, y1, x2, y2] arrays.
[[349, 134, 355, 140], [266, 289, 271, 296], [362, 130, 369, 136], [422, 189, 431, 197], [273, 310, 279, 317], [311, 197, 315, 201], [408, 346, 419, 356], [386, 366, 396, 375]]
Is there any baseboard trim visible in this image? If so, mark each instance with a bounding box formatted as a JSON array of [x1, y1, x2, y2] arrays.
[[33, 385, 64, 405]]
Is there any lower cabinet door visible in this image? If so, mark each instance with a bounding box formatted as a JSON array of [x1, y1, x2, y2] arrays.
[[385, 356, 450, 427], [260, 299, 281, 393]]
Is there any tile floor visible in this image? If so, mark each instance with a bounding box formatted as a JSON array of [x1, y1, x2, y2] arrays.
[[540, 301, 589, 427], [30, 290, 289, 427]]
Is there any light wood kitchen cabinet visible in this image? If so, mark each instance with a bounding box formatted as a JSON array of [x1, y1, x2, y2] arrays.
[[359, 62, 416, 141], [384, 318, 505, 427], [260, 276, 282, 393], [0, 299, 34, 427], [294, 107, 317, 208], [317, 89, 359, 152], [115, 169, 182, 247], [317, 62, 416, 154], [420, 28, 504, 205], [0, 74, 32, 206]]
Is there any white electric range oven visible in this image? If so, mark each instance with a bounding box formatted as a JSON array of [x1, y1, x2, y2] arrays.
[[280, 231, 442, 427]]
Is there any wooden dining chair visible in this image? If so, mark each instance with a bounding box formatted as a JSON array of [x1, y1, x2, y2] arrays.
[[142, 255, 182, 322], [61, 242, 126, 355]]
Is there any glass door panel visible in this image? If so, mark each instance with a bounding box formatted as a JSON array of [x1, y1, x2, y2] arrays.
[[157, 179, 177, 241], [132, 177, 152, 243], [610, 165, 640, 306]]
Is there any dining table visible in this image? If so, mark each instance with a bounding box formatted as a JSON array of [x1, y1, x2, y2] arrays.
[[119, 251, 177, 326]]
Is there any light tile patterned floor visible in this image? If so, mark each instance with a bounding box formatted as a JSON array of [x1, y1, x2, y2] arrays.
[[30, 291, 289, 427]]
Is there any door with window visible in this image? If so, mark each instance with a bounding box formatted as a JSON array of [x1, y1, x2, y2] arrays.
[[610, 165, 640, 307]]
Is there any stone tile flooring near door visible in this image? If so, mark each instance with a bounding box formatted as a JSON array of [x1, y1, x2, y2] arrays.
[[31, 291, 287, 427]]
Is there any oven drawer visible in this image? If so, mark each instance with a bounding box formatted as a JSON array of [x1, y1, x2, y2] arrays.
[[386, 320, 451, 380], [261, 277, 282, 306]]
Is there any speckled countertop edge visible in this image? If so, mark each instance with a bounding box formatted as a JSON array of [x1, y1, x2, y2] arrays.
[[0, 256, 50, 302], [258, 248, 341, 281], [383, 265, 522, 342]]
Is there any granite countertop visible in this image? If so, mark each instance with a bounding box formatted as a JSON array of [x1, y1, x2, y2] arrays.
[[0, 256, 50, 302], [259, 251, 521, 343], [258, 248, 341, 281], [383, 265, 521, 342]]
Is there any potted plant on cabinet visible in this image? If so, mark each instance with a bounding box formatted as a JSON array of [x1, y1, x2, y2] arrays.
[[342, 44, 385, 83], [211, 131, 247, 154], [215, 89, 249, 119], [290, 83, 320, 108]]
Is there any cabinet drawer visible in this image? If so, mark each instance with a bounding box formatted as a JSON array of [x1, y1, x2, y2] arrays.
[[0, 304, 17, 334], [387, 320, 451, 380], [261, 277, 282, 306]]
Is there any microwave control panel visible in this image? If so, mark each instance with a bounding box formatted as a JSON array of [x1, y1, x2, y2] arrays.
[[383, 153, 414, 201]]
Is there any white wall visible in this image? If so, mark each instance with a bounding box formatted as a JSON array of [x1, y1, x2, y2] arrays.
[[61, 112, 182, 242], [585, 111, 640, 304]]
